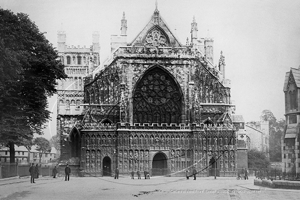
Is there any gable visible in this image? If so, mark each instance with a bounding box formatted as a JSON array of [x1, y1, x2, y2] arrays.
[[129, 9, 181, 47], [284, 68, 300, 92]]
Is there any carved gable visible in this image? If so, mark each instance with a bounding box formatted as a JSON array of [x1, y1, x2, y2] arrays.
[[130, 10, 181, 47]]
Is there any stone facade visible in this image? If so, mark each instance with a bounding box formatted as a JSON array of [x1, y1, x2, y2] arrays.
[[59, 8, 242, 177], [56, 32, 100, 162], [282, 67, 300, 175]]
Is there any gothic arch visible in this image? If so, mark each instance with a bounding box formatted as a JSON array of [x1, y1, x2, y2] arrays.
[[69, 127, 81, 158], [133, 65, 183, 124]]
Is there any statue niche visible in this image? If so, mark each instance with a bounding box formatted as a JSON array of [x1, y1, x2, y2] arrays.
[[133, 66, 182, 124]]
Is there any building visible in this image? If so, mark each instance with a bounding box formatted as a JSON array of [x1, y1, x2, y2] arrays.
[[58, 6, 243, 177], [282, 67, 300, 174], [0, 145, 57, 164], [245, 121, 270, 157], [56, 31, 100, 159]]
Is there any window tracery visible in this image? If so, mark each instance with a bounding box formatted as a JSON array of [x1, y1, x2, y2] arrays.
[[133, 67, 182, 124]]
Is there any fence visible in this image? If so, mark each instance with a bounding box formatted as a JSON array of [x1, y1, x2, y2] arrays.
[[251, 168, 300, 181], [0, 163, 56, 179]]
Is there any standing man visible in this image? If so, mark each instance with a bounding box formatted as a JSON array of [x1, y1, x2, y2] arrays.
[[131, 170, 134, 179], [35, 164, 39, 179], [115, 168, 119, 179], [65, 164, 71, 181], [137, 170, 141, 179], [192, 167, 197, 180], [244, 168, 248, 180], [185, 169, 190, 180], [52, 166, 58, 178], [29, 163, 35, 183]]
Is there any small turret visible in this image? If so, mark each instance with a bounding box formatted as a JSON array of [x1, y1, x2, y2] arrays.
[[121, 12, 127, 36], [57, 31, 66, 52], [218, 51, 225, 80], [190, 16, 198, 45]]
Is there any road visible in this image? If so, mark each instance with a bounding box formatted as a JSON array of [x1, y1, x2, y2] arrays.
[[0, 176, 299, 200]]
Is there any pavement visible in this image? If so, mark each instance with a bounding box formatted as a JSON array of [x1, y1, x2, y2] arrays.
[[0, 176, 299, 200]]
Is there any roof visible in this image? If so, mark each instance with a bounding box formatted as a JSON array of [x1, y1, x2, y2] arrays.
[[283, 68, 300, 92], [231, 115, 245, 123], [0, 145, 57, 154], [129, 8, 182, 47]]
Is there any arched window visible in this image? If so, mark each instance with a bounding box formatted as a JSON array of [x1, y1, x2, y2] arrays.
[[77, 56, 82, 65], [66, 100, 70, 109], [71, 99, 75, 104], [59, 100, 64, 104], [133, 66, 182, 124], [67, 56, 71, 64]]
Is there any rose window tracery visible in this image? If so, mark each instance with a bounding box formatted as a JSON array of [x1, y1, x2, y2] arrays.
[[143, 29, 168, 47], [133, 67, 182, 124]]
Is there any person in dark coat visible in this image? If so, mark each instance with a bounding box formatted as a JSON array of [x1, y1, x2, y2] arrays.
[[186, 169, 190, 180], [52, 166, 58, 178], [35, 164, 39, 179], [65, 164, 71, 181], [244, 168, 248, 180], [29, 163, 35, 183], [115, 168, 119, 179], [131, 171, 134, 179], [192, 167, 197, 180], [144, 171, 147, 179], [137, 170, 141, 179]]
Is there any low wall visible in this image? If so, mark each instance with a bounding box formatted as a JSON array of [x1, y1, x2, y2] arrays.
[[254, 178, 300, 189]]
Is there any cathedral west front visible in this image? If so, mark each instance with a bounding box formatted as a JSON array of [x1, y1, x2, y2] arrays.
[[57, 6, 244, 177]]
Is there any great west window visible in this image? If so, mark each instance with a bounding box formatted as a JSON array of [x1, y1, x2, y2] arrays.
[[133, 66, 182, 124]]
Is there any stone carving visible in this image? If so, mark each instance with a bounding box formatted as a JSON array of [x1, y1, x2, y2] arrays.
[[144, 29, 168, 47]]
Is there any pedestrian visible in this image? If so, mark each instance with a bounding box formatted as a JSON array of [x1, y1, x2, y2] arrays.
[[144, 171, 147, 179], [186, 169, 189, 180], [192, 167, 197, 180], [65, 164, 71, 181], [29, 163, 35, 183], [52, 166, 58, 178], [137, 170, 141, 179], [115, 168, 119, 179], [244, 168, 248, 180], [131, 170, 134, 179], [35, 164, 39, 179]]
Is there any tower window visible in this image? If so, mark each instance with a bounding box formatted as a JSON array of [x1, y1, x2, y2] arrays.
[[77, 56, 82, 65], [67, 56, 71, 64]]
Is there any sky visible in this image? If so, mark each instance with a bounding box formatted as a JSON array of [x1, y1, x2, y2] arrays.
[[1, 0, 300, 139]]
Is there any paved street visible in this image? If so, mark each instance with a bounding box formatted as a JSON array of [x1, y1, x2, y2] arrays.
[[0, 176, 300, 200]]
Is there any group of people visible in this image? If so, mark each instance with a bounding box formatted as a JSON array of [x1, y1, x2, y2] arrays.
[[130, 170, 150, 179], [237, 168, 249, 180], [29, 163, 71, 183], [114, 168, 150, 179], [185, 167, 197, 180]]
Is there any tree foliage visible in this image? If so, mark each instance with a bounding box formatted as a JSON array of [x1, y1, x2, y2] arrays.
[[34, 137, 51, 163], [260, 110, 285, 162], [49, 134, 60, 151], [34, 137, 51, 153], [0, 9, 66, 162], [248, 149, 270, 169]]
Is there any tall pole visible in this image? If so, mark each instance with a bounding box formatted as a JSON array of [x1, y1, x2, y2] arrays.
[[214, 159, 216, 179]]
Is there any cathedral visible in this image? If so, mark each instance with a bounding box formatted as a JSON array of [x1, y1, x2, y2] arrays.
[[57, 6, 244, 177]]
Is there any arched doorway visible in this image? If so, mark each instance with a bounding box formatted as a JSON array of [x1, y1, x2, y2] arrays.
[[133, 66, 183, 124], [209, 157, 219, 176], [70, 128, 81, 158], [103, 156, 111, 176], [152, 152, 168, 176]]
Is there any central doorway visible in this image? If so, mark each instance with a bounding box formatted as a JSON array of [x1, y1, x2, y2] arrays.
[[152, 152, 168, 176], [209, 157, 219, 176], [103, 156, 111, 176]]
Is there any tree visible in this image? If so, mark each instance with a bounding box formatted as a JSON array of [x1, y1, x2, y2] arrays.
[[248, 149, 270, 170], [49, 134, 60, 152], [33, 137, 51, 163], [260, 110, 285, 162], [0, 9, 67, 163]]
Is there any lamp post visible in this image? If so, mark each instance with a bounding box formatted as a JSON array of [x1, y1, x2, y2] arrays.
[[214, 159, 217, 179]]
